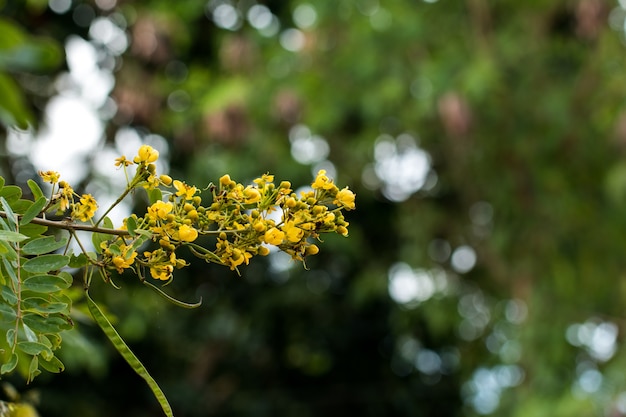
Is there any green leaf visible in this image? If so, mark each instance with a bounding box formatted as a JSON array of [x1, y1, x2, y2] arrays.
[[147, 188, 163, 205], [57, 271, 73, 286], [0, 73, 32, 129], [0, 240, 17, 261], [39, 354, 64, 373], [22, 297, 68, 313], [0, 230, 28, 242], [92, 217, 115, 253], [10, 199, 34, 214], [0, 353, 17, 374], [126, 216, 137, 237], [0, 177, 5, 189], [44, 332, 62, 350], [22, 235, 68, 255], [107, 243, 121, 256], [0, 301, 16, 323], [22, 313, 72, 333], [2, 258, 18, 286], [0, 197, 17, 232], [130, 235, 149, 252], [6, 328, 15, 346], [0, 18, 62, 73], [18, 341, 52, 356], [27, 355, 40, 382], [49, 292, 72, 311], [22, 322, 37, 342], [19, 223, 48, 238], [22, 274, 71, 293], [19, 196, 46, 225], [85, 290, 173, 417], [22, 254, 69, 273], [69, 252, 91, 268], [0, 187, 22, 206], [102, 217, 114, 229], [27, 179, 44, 200], [1, 285, 17, 305]]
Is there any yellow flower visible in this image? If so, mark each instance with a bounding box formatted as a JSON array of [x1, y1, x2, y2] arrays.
[[264, 227, 285, 245], [148, 200, 173, 220], [281, 220, 304, 243], [312, 170, 336, 190], [133, 145, 159, 163], [177, 224, 198, 242], [227, 248, 252, 270], [72, 194, 98, 222], [112, 249, 137, 273], [39, 170, 60, 184], [173, 180, 197, 200], [253, 173, 274, 187], [149, 264, 174, 280], [334, 187, 356, 210], [58, 182, 74, 211], [114, 155, 132, 167], [243, 186, 261, 204], [143, 173, 161, 190], [253, 220, 267, 232]]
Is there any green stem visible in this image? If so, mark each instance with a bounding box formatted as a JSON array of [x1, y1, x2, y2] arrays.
[[94, 186, 133, 228]]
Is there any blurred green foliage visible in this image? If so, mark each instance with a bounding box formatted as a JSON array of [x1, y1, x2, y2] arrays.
[[0, 16, 62, 128], [5, 0, 626, 416]]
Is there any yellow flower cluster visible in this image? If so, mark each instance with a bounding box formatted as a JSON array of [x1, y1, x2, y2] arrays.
[[44, 145, 355, 283], [195, 169, 354, 269], [38, 171, 98, 222]]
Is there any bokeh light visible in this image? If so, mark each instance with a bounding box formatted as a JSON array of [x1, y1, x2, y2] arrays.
[[364, 133, 434, 202]]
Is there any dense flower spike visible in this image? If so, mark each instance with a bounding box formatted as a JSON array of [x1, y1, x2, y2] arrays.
[[39, 145, 355, 281]]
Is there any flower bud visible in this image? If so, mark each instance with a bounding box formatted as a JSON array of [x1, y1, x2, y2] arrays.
[[187, 209, 199, 220], [336, 226, 348, 236], [285, 197, 297, 208], [253, 221, 267, 232], [220, 174, 232, 187], [160, 175, 173, 185], [305, 244, 320, 256]]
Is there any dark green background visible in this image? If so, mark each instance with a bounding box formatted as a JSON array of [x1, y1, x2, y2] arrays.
[[3, 0, 626, 416]]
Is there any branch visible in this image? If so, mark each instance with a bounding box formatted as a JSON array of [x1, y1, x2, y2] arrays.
[[0, 212, 130, 236], [0, 211, 236, 237]]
